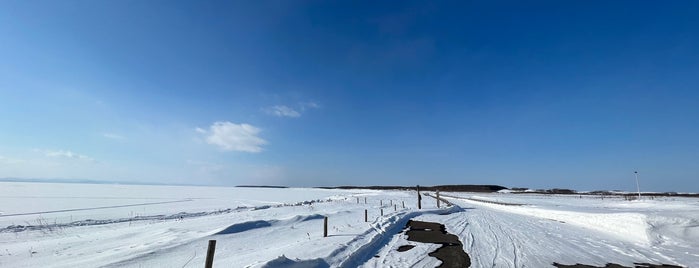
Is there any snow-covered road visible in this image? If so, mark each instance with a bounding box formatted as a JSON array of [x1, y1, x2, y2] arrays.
[[363, 195, 696, 267]]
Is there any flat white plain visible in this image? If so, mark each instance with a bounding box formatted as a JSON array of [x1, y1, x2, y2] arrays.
[[1, 182, 698, 267]]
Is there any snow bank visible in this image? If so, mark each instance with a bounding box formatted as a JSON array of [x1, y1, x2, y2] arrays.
[[215, 214, 324, 235], [261, 255, 329, 268], [324, 206, 463, 267], [646, 214, 699, 247], [458, 198, 652, 244]]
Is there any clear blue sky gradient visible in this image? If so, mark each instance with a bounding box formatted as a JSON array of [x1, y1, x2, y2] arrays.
[[1, 1, 698, 191]]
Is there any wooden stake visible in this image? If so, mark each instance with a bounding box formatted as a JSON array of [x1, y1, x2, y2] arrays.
[[205, 240, 216, 268], [436, 190, 441, 208], [356, 197, 359, 204], [364, 197, 367, 204], [380, 200, 383, 206], [364, 209, 368, 222], [394, 204, 397, 211], [380, 208, 383, 216], [323, 216, 328, 237], [402, 200, 405, 209], [417, 185, 422, 209]]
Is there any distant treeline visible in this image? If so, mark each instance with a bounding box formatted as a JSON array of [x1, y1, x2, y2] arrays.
[[510, 188, 699, 197], [317, 185, 507, 192], [235, 185, 289, 189]]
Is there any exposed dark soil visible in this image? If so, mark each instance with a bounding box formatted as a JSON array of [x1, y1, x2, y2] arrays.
[[402, 220, 470, 268], [396, 245, 415, 252], [553, 262, 684, 268]]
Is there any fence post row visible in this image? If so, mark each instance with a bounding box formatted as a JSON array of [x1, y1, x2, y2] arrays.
[[206, 189, 443, 267]]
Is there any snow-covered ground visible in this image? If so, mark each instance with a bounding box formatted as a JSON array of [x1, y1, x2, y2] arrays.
[[1, 182, 698, 267]]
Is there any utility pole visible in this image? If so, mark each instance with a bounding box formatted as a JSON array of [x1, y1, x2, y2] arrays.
[[634, 171, 641, 200]]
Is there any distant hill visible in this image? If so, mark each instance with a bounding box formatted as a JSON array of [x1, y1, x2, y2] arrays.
[[235, 185, 289, 189], [318, 184, 507, 193]]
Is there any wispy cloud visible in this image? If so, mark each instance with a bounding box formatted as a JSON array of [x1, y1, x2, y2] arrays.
[[40, 150, 94, 161], [265, 105, 301, 118], [102, 133, 125, 140], [196, 121, 267, 153], [264, 102, 320, 118], [300, 101, 320, 111]]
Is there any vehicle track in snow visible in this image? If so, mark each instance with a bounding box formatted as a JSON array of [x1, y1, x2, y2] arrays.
[[438, 198, 691, 267]]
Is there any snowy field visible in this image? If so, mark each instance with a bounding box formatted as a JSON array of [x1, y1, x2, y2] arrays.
[[1, 182, 698, 267]]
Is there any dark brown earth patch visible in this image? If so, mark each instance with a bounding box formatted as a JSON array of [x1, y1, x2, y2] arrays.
[[402, 220, 470, 268], [396, 245, 415, 252]]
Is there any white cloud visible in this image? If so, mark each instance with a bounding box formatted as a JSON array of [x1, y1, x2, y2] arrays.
[[42, 150, 94, 161], [197, 121, 267, 153], [265, 105, 301, 118], [264, 102, 320, 118], [300, 101, 320, 110], [102, 133, 125, 140]]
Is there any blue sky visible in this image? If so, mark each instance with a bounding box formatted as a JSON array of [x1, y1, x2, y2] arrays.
[[1, 1, 698, 191]]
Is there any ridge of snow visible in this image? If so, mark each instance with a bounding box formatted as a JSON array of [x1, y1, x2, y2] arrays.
[[456, 197, 652, 244]]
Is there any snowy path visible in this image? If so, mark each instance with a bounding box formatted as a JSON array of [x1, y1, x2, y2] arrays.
[[362, 196, 694, 267]]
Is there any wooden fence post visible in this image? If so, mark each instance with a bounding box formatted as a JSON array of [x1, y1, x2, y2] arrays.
[[390, 200, 393, 206], [323, 216, 328, 237], [394, 204, 397, 211], [380, 208, 383, 216], [364, 209, 368, 222], [356, 197, 359, 204], [402, 201, 405, 209], [364, 197, 367, 204], [205, 240, 216, 268], [417, 185, 422, 209], [380, 200, 383, 206], [436, 190, 440, 208]]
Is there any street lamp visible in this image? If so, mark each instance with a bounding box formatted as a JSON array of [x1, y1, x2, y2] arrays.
[[634, 171, 641, 200]]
